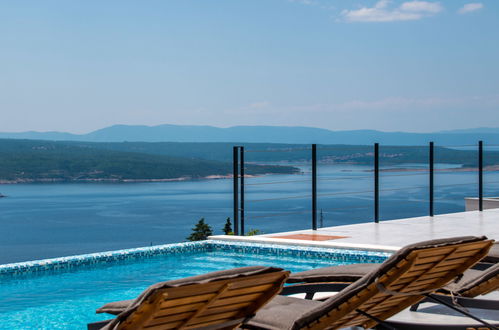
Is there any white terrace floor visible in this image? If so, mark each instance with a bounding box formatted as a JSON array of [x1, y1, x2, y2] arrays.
[[212, 208, 499, 326], [210, 208, 499, 252]]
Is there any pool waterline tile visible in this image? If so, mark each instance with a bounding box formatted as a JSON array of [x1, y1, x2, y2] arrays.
[[0, 240, 391, 278]]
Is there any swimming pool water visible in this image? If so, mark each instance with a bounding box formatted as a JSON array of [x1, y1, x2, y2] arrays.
[[0, 246, 387, 329]]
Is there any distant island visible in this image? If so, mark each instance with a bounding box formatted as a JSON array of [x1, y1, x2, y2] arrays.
[[0, 139, 298, 183], [1, 138, 499, 183], [62, 140, 499, 168]]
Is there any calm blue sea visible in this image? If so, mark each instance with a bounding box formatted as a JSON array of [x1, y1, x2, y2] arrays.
[[1, 164, 498, 264]]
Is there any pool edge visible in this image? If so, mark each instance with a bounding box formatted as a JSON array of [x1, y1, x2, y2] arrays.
[[1, 240, 391, 277]]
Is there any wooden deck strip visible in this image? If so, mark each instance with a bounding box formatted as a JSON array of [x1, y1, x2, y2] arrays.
[[271, 234, 349, 241]]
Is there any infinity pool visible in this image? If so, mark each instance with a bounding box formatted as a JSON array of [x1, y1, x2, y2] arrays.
[[0, 241, 389, 328]]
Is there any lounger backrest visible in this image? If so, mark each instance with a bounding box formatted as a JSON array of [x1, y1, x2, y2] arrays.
[[458, 263, 499, 297], [294, 236, 493, 330], [116, 269, 289, 330]]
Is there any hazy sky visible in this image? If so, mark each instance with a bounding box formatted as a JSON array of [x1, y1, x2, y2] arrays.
[[1, 0, 498, 133]]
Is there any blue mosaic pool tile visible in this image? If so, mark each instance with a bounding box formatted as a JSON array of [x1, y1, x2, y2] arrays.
[[208, 241, 390, 264], [0, 241, 210, 277], [0, 240, 392, 278]]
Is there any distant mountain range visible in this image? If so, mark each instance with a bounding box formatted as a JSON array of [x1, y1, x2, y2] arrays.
[[2, 124, 499, 145]]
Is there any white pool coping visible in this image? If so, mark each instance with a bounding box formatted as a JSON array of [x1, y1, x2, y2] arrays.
[[209, 234, 400, 252], [210, 208, 499, 251]]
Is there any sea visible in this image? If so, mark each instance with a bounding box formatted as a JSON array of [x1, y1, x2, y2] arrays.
[[1, 163, 498, 264]]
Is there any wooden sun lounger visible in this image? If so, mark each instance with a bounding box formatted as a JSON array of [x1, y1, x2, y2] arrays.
[[454, 263, 499, 298], [89, 266, 289, 330], [288, 246, 499, 299], [242, 236, 493, 330], [286, 247, 499, 325]]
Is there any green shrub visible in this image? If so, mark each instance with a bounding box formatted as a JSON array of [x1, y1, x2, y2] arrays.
[[222, 217, 233, 235], [245, 229, 263, 236], [187, 218, 213, 241]]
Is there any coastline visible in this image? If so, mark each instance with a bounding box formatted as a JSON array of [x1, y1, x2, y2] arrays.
[[361, 165, 499, 173], [2, 164, 497, 184], [0, 174, 263, 184]]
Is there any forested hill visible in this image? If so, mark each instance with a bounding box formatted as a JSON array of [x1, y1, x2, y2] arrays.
[[1, 139, 498, 184], [0, 140, 297, 183], [62, 141, 499, 167]]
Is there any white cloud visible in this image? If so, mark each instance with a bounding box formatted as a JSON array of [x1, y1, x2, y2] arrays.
[[399, 1, 442, 13], [458, 3, 483, 14], [341, 0, 443, 23], [375, 0, 391, 9]]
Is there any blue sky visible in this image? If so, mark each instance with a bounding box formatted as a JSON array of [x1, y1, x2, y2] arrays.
[[0, 0, 498, 133]]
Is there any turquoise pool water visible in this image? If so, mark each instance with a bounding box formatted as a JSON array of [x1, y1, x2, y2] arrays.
[[0, 242, 388, 329]]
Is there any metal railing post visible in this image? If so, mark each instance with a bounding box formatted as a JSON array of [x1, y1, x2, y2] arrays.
[[312, 144, 317, 230], [239, 146, 245, 235], [374, 143, 379, 223], [479, 140, 483, 211], [233, 146, 239, 235], [429, 142, 434, 217]]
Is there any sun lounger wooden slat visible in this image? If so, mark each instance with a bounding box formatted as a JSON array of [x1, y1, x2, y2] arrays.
[[404, 267, 465, 279], [152, 302, 255, 323], [155, 301, 254, 319], [160, 293, 216, 308], [117, 270, 288, 330], [202, 302, 254, 316], [408, 258, 472, 271], [158, 282, 276, 309], [156, 302, 205, 315], [139, 321, 182, 330], [148, 310, 241, 327], [209, 293, 264, 307]]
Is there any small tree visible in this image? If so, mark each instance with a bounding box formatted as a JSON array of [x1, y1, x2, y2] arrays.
[[187, 218, 213, 241], [222, 217, 233, 235], [246, 229, 262, 236]]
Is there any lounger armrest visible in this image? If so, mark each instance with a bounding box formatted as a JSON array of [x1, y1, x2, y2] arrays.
[[96, 299, 134, 315]]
